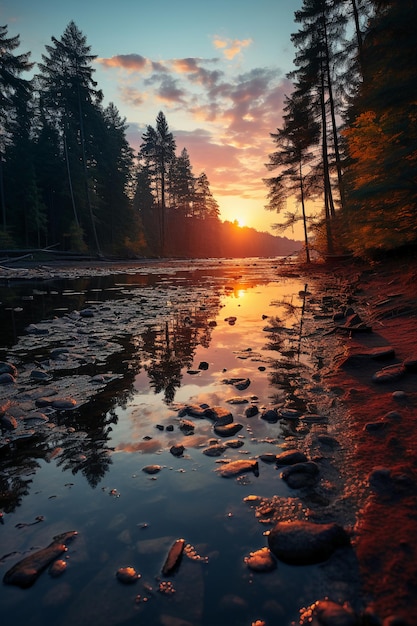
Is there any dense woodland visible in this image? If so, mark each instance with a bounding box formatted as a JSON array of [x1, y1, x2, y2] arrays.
[[1, 0, 416, 259]]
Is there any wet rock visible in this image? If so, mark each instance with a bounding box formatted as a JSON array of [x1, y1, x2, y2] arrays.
[[226, 397, 249, 404], [142, 465, 162, 474], [260, 408, 279, 423], [170, 444, 185, 457], [299, 599, 357, 625], [25, 323, 49, 335], [203, 444, 226, 457], [244, 547, 277, 572], [3, 530, 77, 588], [206, 406, 233, 425], [23, 412, 49, 425], [404, 354, 417, 372], [392, 390, 407, 400], [217, 459, 259, 478], [51, 397, 78, 410], [225, 439, 244, 449], [50, 348, 70, 359], [300, 413, 327, 423], [179, 419, 195, 433], [280, 461, 320, 488], [162, 538, 185, 576], [48, 559, 67, 577], [30, 370, 50, 381], [275, 449, 308, 466], [235, 378, 250, 390], [178, 404, 211, 418], [116, 566, 140, 584], [245, 404, 259, 418], [372, 363, 406, 383], [0, 372, 16, 385], [80, 308, 95, 318], [259, 453, 277, 464], [0, 414, 18, 430], [214, 422, 243, 437], [0, 362, 17, 377], [278, 407, 302, 420], [198, 361, 209, 370], [267, 520, 350, 565]]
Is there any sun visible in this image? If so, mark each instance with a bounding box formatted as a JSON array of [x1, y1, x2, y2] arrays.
[[236, 217, 246, 228]]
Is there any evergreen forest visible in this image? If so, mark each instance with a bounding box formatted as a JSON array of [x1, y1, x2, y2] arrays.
[[1, 0, 416, 260]]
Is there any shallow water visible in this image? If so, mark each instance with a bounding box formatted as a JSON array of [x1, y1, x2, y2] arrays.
[[0, 258, 344, 626]]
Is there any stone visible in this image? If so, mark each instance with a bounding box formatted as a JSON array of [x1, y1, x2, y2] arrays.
[[206, 406, 233, 425], [116, 566, 140, 584], [260, 408, 279, 423], [299, 599, 357, 625], [280, 461, 320, 488], [217, 459, 259, 478], [244, 547, 277, 572], [275, 449, 308, 466], [170, 444, 185, 457], [403, 354, 417, 372], [225, 439, 244, 449], [203, 444, 226, 457], [214, 422, 243, 437], [372, 363, 406, 383], [245, 405, 259, 418], [267, 520, 350, 565], [0, 373, 16, 385], [162, 538, 185, 576], [179, 419, 195, 433], [142, 465, 162, 474]]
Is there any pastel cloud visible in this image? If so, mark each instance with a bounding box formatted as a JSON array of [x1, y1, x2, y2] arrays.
[[212, 36, 253, 60], [96, 49, 290, 232]]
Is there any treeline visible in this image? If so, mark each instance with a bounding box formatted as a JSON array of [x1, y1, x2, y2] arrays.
[[1, 21, 295, 259], [265, 0, 417, 259]]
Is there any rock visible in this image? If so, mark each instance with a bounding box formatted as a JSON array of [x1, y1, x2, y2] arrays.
[[267, 520, 350, 565], [280, 461, 320, 488], [0, 414, 18, 430], [80, 308, 95, 318], [372, 363, 406, 383], [278, 407, 302, 420], [275, 449, 308, 466], [25, 323, 49, 335], [0, 362, 17, 377], [179, 419, 195, 433], [214, 422, 243, 437], [0, 372, 16, 385], [226, 397, 249, 405], [178, 404, 211, 418], [368, 467, 415, 498], [260, 408, 279, 423], [30, 370, 50, 381], [51, 397, 78, 410], [198, 361, 209, 370], [235, 378, 250, 390], [217, 459, 259, 478], [244, 547, 277, 572], [206, 406, 233, 425], [300, 413, 327, 423], [225, 439, 244, 449], [48, 559, 67, 577], [116, 566, 140, 584], [259, 453, 277, 464], [203, 444, 227, 457], [245, 405, 259, 418], [404, 354, 417, 372], [170, 444, 185, 457], [299, 599, 357, 625], [142, 465, 162, 474], [162, 538, 185, 576], [3, 530, 77, 588]]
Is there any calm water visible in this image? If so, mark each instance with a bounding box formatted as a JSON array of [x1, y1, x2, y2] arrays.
[[0, 258, 327, 626]]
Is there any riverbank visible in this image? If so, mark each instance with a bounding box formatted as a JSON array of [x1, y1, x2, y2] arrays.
[[303, 253, 417, 624]]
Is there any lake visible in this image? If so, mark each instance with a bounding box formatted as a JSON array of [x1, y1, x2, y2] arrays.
[[0, 258, 355, 626]]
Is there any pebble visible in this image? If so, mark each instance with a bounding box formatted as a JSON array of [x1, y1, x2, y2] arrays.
[[116, 566, 140, 584]]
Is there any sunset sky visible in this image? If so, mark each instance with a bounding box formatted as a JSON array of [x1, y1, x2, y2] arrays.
[[3, 0, 305, 238]]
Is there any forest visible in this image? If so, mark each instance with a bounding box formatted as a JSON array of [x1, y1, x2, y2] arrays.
[[1, 0, 416, 260]]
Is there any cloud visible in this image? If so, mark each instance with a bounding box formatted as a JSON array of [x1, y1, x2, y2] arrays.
[[97, 53, 149, 71], [212, 36, 253, 60]]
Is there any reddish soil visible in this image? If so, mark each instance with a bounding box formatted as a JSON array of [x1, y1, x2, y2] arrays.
[[314, 255, 417, 621]]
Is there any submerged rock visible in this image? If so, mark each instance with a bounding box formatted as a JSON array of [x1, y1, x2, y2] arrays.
[[214, 422, 243, 437], [268, 520, 350, 565], [162, 538, 185, 576], [116, 566, 140, 584], [3, 530, 77, 588], [217, 459, 259, 478], [299, 599, 357, 625], [244, 547, 277, 572]]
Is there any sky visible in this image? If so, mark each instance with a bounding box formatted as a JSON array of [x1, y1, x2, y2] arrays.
[[2, 0, 305, 239]]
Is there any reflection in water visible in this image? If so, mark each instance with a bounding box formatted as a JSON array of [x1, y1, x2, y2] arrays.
[[0, 260, 354, 626]]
